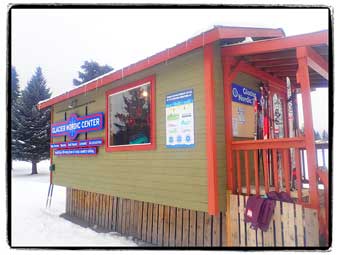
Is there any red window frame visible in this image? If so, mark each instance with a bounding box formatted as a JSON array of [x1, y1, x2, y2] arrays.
[[105, 75, 156, 152]]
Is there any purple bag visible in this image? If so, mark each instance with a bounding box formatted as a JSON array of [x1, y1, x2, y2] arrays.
[[244, 196, 264, 230], [245, 196, 276, 231], [267, 191, 294, 203], [257, 199, 276, 231]]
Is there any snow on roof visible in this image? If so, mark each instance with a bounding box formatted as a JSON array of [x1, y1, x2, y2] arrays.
[[38, 25, 284, 109], [38, 68, 118, 105]]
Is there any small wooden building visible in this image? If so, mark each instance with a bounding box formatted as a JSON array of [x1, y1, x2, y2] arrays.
[[38, 26, 329, 247]]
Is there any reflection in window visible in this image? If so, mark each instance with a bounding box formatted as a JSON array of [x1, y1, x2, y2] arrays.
[[108, 83, 151, 146]]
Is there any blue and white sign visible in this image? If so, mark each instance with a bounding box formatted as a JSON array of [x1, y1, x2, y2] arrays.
[[232, 83, 260, 106], [51, 112, 104, 140], [166, 89, 195, 148], [50, 138, 104, 149], [54, 147, 97, 156]]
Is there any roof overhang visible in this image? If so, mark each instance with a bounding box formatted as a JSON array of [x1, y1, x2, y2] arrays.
[[221, 30, 329, 90], [38, 25, 285, 109]]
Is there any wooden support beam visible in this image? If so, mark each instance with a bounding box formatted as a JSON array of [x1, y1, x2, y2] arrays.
[[305, 46, 329, 80], [273, 71, 297, 77], [253, 58, 297, 68], [264, 65, 298, 73], [296, 47, 320, 209], [247, 50, 296, 62], [222, 30, 328, 57], [204, 43, 219, 215], [237, 61, 286, 92]]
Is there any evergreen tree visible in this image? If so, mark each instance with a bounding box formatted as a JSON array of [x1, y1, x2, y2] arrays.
[[14, 67, 51, 174], [73, 60, 113, 86], [322, 130, 329, 141], [11, 66, 20, 104], [314, 130, 321, 141], [11, 67, 20, 161]]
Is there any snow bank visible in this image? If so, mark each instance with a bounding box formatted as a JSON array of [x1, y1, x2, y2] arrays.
[[11, 160, 137, 247]]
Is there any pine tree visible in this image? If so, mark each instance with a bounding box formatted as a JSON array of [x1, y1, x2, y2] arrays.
[[314, 130, 321, 141], [11, 66, 20, 104], [11, 67, 20, 161], [322, 130, 328, 141], [14, 67, 51, 174], [73, 60, 113, 86]]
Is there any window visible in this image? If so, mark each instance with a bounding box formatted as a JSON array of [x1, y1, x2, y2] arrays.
[[105, 76, 156, 151]]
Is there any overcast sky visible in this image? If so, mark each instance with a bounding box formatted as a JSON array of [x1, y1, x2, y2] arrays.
[[11, 8, 329, 132]]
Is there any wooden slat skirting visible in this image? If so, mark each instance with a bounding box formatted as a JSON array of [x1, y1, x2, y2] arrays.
[[66, 188, 227, 247]]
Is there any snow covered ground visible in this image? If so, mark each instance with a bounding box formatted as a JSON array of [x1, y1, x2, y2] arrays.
[[11, 160, 138, 247]]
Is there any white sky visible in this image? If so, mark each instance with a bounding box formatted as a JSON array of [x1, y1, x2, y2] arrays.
[[11, 8, 329, 132]]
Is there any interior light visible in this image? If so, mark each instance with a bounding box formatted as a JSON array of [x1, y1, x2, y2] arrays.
[[142, 90, 148, 97]]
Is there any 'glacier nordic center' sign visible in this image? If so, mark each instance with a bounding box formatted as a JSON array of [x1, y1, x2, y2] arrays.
[[51, 112, 104, 140]]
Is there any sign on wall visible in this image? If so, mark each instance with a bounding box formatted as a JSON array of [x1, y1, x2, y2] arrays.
[[54, 147, 97, 156], [51, 112, 104, 140], [50, 138, 104, 149], [165, 89, 194, 148], [232, 83, 260, 106]]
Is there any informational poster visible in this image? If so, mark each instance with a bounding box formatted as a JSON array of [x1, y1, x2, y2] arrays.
[[232, 117, 238, 136], [166, 89, 194, 148], [237, 106, 246, 124]]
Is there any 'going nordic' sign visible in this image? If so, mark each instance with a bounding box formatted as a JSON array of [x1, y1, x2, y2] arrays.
[[232, 83, 260, 106], [51, 112, 104, 140]]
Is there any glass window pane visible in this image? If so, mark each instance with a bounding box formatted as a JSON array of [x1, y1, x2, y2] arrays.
[[108, 83, 151, 146]]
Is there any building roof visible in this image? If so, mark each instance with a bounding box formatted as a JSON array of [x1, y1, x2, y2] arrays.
[[38, 25, 285, 109]]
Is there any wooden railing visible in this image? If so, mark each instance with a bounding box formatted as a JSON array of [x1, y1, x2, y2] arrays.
[[230, 137, 308, 204], [300, 141, 328, 183]]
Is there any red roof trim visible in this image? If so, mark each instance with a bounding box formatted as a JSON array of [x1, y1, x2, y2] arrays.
[[38, 26, 284, 109], [221, 30, 328, 57]]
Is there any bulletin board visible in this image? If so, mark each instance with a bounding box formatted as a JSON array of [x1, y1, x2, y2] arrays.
[[232, 102, 255, 138], [230, 83, 260, 138]]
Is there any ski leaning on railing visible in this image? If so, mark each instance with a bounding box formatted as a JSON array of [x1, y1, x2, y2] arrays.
[[286, 77, 299, 190], [273, 93, 284, 189], [253, 78, 299, 193]]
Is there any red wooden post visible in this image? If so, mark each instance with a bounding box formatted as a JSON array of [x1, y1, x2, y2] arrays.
[[296, 46, 320, 209], [236, 151, 242, 194], [272, 149, 279, 192], [254, 150, 259, 195], [204, 43, 219, 215], [282, 149, 291, 195], [263, 150, 269, 193], [294, 148, 303, 203], [222, 56, 236, 193], [245, 151, 250, 195]]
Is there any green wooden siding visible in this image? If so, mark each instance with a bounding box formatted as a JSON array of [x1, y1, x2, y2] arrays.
[[52, 48, 230, 212]]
